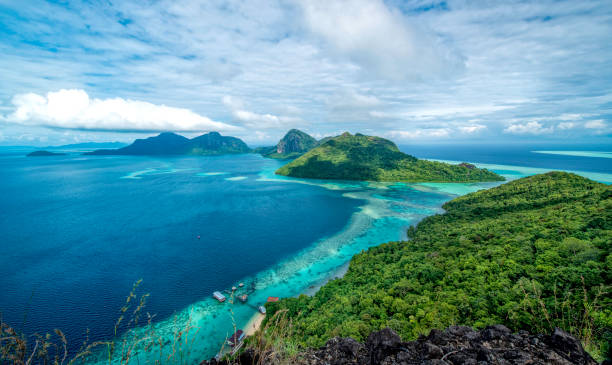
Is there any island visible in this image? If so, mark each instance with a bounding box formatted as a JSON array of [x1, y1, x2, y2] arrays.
[[255, 129, 319, 159], [26, 150, 66, 157], [84, 131, 251, 156], [275, 132, 504, 182], [265, 172, 610, 359]]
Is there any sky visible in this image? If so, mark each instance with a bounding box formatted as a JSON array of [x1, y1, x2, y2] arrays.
[[0, 0, 611, 146]]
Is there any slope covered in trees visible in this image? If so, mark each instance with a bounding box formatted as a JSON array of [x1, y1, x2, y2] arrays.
[[276, 132, 504, 182], [266, 172, 611, 357], [256, 129, 319, 159], [85, 132, 250, 156]]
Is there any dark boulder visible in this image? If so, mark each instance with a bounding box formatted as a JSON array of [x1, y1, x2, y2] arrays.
[[201, 325, 599, 365]]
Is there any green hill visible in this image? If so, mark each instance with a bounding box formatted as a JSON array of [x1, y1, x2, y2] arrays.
[[257, 129, 319, 159], [85, 132, 250, 156], [275, 132, 503, 182], [266, 172, 611, 357]]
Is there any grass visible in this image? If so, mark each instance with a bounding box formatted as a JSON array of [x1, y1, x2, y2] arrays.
[[0, 280, 203, 365]]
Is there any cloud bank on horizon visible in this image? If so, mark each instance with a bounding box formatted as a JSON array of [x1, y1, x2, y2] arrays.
[[0, 0, 610, 146]]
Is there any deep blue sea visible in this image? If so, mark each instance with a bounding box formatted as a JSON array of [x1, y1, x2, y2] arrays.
[[0, 145, 610, 363]]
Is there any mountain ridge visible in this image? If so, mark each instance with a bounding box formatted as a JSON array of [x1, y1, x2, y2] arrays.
[[85, 131, 251, 156]]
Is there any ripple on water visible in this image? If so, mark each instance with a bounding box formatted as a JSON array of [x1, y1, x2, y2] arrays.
[[196, 172, 229, 176], [225, 176, 248, 181]]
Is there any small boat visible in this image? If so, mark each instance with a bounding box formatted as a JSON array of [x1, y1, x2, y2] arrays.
[[258, 306, 266, 314], [238, 294, 248, 303], [238, 283, 244, 287], [213, 291, 226, 302], [227, 330, 245, 347], [232, 286, 237, 291]]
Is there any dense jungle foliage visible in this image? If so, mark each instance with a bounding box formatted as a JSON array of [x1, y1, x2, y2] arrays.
[[266, 172, 611, 357], [275, 132, 504, 182]]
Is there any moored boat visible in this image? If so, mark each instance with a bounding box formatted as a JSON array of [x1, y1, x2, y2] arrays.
[[227, 330, 245, 347]]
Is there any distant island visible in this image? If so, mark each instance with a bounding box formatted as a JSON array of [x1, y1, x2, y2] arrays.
[[85, 132, 250, 156], [255, 129, 319, 159], [44, 142, 127, 150], [26, 150, 66, 157], [276, 132, 504, 182]]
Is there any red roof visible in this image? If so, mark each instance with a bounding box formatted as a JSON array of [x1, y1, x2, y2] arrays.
[[267, 296, 279, 302]]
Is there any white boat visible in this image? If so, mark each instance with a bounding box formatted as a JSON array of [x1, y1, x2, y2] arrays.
[[258, 306, 266, 314]]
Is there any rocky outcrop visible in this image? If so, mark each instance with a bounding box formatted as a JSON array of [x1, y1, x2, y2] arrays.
[[203, 325, 600, 365], [276, 129, 318, 155]]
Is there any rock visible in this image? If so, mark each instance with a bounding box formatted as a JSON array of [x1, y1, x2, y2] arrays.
[[546, 327, 593, 364], [200, 325, 599, 365], [366, 328, 402, 364]]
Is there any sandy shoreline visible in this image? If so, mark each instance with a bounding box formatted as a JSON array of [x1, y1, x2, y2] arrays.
[[245, 312, 266, 336]]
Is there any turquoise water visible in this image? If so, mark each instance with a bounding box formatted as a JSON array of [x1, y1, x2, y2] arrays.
[[89, 159, 612, 363], [2, 148, 611, 364]]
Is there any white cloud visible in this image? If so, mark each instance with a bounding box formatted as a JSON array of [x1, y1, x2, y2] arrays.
[[458, 124, 487, 134], [584, 119, 607, 129], [371, 104, 513, 120], [504, 121, 554, 135], [223, 95, 300, 129], [328, 89, 382, 110], [6, 89, 239, 132], [557, 122, 576, 130], [387, 128, 451, 139], [296, 0, 464, 80]]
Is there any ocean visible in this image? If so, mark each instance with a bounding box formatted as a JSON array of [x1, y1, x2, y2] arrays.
[[0, 145, 610, 363]]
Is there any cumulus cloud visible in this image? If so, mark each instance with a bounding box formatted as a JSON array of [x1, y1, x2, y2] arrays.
[[584, 120, 607, 129], [296, 0, 464, 80], [222, 95, 300, 129], [557, 122, 576, 130], [504, 121, 554, 135], [458, 124, 487, 134], [6, 89, 239, 132]]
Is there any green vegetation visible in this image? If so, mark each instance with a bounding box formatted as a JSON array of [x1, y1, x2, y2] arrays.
[[86, 131, 251, 156], [26, 150, 66, 157], [275, 132, 504, 182], [258, 129, 319, 159], [266, 172, 611, 358]]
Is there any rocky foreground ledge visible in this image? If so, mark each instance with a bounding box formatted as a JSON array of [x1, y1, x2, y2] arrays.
[[204, 325, 604, 365]]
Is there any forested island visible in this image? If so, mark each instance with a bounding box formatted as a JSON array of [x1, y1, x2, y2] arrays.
[[255, 129, 319, 159], [85, 131, 250, 156], [265, 172, 611, 359], [276, 132, 504, 182], [26, 150, 66, 157]]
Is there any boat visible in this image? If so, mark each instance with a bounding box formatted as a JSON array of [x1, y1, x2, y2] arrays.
[[238, 283, 244, 287], [227, 330, 245, 347], [232, 286, 237, 291], [238, 294, 248, 303], [213, 291, 226, 302], [258, 306, 266, 314]]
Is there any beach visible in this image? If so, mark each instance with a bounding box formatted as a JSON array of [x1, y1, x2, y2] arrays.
[[245, 312, 266, 336]]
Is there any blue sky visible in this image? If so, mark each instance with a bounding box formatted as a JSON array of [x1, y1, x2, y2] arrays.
[[0, 0, 611, 146]]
